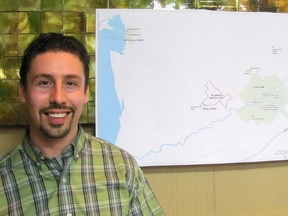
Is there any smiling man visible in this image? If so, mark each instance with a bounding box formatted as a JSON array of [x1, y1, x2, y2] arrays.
[[0, 33, 164, 216], [19, 50, 89, 157]]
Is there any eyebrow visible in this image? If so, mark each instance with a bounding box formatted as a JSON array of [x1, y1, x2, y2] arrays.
[[65, 74, 82, 80], [31, 74, 82, 81], [31, 74, 53, 82]]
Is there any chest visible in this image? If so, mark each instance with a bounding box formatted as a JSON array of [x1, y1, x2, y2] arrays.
[[1, 159, 130, 216]]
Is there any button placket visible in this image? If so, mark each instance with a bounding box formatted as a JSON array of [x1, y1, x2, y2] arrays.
[[58, 155, 75, 216]]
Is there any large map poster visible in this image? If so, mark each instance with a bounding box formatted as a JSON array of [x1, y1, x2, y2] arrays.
[[96, 9, 288, 166]]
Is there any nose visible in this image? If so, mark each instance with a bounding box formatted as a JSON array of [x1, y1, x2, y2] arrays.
[[49, 82, 67, 105]]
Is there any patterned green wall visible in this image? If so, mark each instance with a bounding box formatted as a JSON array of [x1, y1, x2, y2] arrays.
[[0, 0, 287, 125]]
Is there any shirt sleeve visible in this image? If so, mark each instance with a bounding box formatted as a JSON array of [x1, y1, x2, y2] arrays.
[[128, 165, 165, 216]]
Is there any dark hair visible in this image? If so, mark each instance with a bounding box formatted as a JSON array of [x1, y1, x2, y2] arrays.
[[19, 33, 90, 89]]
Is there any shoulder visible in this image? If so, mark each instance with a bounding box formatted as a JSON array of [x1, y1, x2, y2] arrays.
[[85, 133, 139, 172], [0, 145, 24, 174], [87, 133, 136, 161]]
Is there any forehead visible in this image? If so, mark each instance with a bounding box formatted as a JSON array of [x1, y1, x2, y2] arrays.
[[29, 51, 85, 77], [32, 51, 82, 65]]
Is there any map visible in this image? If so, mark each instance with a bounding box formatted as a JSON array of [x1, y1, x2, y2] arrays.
[[96, 9, 288, 166]]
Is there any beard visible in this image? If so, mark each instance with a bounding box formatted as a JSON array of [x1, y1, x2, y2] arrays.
[[39, 103, 75, 139], [40, 120, 72, 139]]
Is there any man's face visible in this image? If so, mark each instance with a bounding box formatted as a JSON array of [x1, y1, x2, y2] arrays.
[[19, 51, 89, 140]]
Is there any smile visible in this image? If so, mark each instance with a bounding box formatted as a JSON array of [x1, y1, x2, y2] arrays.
[[48, 113, 67, 118]]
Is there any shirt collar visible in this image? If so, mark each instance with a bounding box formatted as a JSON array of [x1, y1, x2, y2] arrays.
[[23, 125, 86, 166]]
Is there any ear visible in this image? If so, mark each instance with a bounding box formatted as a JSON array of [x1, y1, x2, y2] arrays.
[[84, 85, 89, 103], [18, 83, 26, 103]]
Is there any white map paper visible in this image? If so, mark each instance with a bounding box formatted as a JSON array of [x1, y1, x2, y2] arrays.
[[96, 9, 288, 166]]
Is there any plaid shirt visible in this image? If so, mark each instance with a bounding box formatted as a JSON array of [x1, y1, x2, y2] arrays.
[[0, 127, 164, 216]]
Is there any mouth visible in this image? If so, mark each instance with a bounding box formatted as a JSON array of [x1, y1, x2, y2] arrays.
[[42, 109, 73, 125], [47, 112, 69, 118]]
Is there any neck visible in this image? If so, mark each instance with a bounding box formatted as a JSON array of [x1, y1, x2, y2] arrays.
[[29, 126, 78, 158]]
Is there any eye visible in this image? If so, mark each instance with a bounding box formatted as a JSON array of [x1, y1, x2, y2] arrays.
[[36, 79, 53, 88], [40, 80, 50, 85], [64, 80, 80, 90], [66, 81, 76, 86]]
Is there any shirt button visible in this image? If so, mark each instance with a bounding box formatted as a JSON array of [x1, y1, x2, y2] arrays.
[[67, 213, 72, 216], [40, 156, 45, 160], [62, 178, 67, 183]]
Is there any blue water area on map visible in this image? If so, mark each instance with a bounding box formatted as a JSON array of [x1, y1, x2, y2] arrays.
[[97, 15, 126, 144]]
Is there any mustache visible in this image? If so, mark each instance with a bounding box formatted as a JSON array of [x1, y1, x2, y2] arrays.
[[40, 103, 75, 113]]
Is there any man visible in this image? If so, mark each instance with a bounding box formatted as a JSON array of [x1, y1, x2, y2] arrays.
[[0, 33, 164, 215]]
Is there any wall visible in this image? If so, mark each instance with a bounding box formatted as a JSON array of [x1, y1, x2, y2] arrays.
[[1, 126, 288, 216], [143, 161, 288, 216], [1, 0, 288, 215]]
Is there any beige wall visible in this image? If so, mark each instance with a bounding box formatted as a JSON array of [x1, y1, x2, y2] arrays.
[[1, 126, 288, 216]]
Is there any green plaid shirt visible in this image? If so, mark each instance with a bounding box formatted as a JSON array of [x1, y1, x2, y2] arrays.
[[0, 127, 164, 216]]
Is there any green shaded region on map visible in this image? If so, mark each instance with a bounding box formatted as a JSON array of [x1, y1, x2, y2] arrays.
[[237, 73, 288, 125]]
